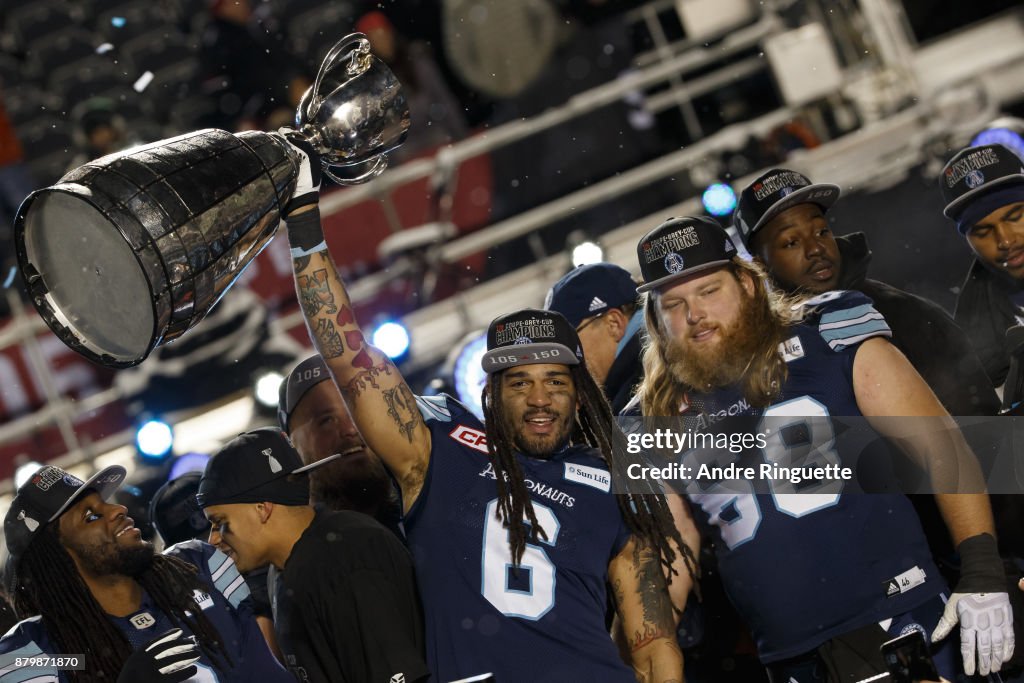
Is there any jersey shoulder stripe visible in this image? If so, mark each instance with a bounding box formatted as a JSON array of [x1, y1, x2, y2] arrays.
[[812, 294, 892, 352], [166, 540, 250, 609], [416, 394, 453, 423], [0, 621, 55, 683]]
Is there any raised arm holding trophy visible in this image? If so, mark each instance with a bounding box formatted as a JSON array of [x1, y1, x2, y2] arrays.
[[13, 34, 410, 368]]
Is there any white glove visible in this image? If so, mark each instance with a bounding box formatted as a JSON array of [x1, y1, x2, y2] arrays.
[[278, 128, 321, 217], [931, 592, 1014, 676]]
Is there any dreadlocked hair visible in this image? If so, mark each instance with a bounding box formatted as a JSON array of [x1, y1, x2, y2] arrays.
[[481, 363, 699, 593], [12, 526, 231, 683], [639, 258, 804, 416]]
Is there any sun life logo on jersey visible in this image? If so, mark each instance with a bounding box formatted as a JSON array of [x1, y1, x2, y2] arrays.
[[779, 336, 805, 363]]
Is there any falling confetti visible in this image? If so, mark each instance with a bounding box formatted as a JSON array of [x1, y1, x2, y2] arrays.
[[95, 43, 114, 54], [133, 70, 154, 92], [111, 16, 126, 27], [3, 266, 16, 289]]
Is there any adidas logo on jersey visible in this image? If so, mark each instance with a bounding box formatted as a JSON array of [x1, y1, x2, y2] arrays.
[[588, 297, 606, 312]]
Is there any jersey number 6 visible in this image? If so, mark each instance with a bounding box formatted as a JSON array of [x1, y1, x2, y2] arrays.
[[481, 498, 560, 620]]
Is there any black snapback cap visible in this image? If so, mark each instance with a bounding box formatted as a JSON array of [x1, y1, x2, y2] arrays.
[[636, 216, 737, 293], [4, 464, 126, 564], [940, 144, 1024, 219], [733, 168, 840, 247], [197, 427, 339, 508], [278, 355, 331, 432], [481, 309, 583, 374]]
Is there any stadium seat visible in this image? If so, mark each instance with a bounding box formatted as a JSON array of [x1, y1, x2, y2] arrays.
[[26, 27, 99, 79], [5, 1, 77, 52]]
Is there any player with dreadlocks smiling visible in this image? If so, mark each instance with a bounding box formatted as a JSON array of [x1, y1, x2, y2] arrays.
[[280, 133, 697, 682], [0, 464, 292, 683]]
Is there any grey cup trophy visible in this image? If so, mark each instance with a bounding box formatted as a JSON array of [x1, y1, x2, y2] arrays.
[[14, 34, 409, 368]]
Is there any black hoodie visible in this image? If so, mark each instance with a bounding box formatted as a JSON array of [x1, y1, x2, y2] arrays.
[[953, 257, 1024, 389], [833, 233, 1000, 416]]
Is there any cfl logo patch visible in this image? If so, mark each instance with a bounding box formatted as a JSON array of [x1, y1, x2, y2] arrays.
[[131, 612, 156, 630], [449, 425, 488, 454]]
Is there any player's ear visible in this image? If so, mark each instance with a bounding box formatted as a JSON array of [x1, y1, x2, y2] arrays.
[[256, 502, 274, 524], [737, 269, 756, 298], [605, 308, 628, 339]]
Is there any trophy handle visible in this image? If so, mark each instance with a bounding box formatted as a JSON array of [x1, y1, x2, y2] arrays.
[[323, 155, 389, 185], [308, 34, 373, 120]]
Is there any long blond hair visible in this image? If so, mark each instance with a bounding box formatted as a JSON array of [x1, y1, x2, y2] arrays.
[[638, 259, 803, 416]]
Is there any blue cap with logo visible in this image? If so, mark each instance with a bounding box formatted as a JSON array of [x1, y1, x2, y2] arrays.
[[544, 263, 638, 328]]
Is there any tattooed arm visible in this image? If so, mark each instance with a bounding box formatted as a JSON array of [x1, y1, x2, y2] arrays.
[[609, 537, 684, 683], [665, 493, 700, 618], [287, 206, 431, 511]]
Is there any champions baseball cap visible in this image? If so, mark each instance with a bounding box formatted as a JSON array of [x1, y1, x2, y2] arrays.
[[197, 427, 339, 508], [543, 263, 639, 328], [481, 308, 583, 373], [939, 144, 1024, 229], [4, 464, 127, 563], [636, 216, 737, 293], [278, 355, 330, 432], [733, 168, 840, 247]]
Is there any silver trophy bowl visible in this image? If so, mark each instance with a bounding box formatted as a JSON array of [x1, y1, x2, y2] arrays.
[[295, 33, 410, 184], [14, 34, 410, 368]]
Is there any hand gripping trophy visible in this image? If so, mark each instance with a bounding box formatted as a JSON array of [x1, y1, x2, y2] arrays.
[[13, 35, 410, 367]]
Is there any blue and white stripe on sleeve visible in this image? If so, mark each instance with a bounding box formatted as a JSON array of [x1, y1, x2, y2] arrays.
[[207, 547, 250, 609], [818, 303, 891, 352]]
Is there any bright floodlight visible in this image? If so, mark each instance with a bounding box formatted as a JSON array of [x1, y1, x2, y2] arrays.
[[254, 371, 285, 408], [571, 241, 604, 267], [136, 419, 174, 460], [453, 332, 488, 419], [373, 321, 411, 360], [970, 128, 1024, 161], [702, 183, 737, 217]]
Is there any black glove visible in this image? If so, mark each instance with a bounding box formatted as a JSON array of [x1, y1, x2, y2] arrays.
[[279, 128, 322, 218], [117, 628, 200, 683]]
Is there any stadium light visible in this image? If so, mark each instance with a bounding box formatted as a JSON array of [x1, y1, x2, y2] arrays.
[[254, 370, 285, 408], [702, 183, 737, 217], [571, 241, 604, 267], [970, 127, 1024, 161], [169, 452, 211, 480], [372, 321, 411, 360], [136, 419, 174, 461], [452, 332, 489, 420]]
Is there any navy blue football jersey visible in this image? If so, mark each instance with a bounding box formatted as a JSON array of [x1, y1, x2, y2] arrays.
[[406, 394, 635, 682], [675, 291, 946, 662], [0, 541, 292, 683]]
